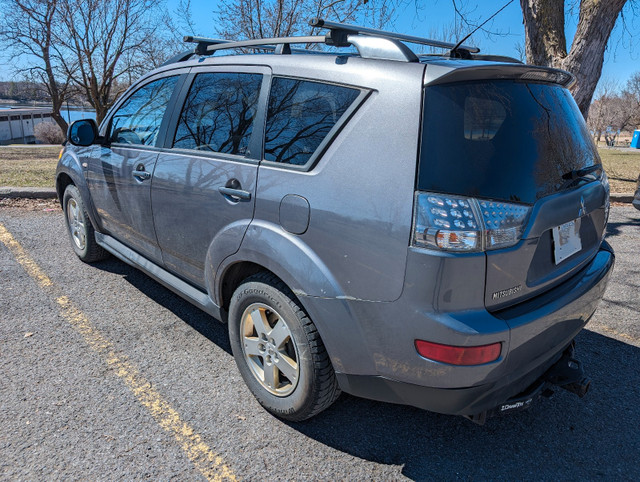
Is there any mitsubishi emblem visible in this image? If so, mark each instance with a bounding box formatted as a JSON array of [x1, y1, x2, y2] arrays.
[[579, 196, 586, 217]]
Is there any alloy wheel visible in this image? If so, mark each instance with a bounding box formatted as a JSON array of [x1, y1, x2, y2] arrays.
[[240, 302, 300, 397]]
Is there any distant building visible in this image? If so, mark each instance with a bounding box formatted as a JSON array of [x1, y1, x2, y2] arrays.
[[0, 107, 54, 144]]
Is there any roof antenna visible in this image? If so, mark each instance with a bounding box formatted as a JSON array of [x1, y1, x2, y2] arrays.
[[450, 0, 514, 58]]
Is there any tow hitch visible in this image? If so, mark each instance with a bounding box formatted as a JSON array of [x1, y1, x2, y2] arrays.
[[465, 343, 591, 425]]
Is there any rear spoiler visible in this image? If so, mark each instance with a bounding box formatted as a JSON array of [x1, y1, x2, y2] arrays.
[[424, 63, 576, 88]]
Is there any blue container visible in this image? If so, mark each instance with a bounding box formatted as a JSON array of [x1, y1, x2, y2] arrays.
[[631, 130, 640, 149]]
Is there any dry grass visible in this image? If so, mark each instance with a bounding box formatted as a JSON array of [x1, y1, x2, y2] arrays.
[[0, 197, 60, 211], [599, 148, 640, 194], [0, 145, 638, 193], [0, 146, 62, 188]]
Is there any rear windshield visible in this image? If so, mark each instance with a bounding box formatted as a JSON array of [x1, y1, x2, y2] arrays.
[[418, 81, 600, 204]]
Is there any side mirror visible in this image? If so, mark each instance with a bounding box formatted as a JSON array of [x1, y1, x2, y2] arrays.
[[67, 119, 99, 146]]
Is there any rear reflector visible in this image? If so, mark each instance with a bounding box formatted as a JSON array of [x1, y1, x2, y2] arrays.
[[415, 339, 501, 366]]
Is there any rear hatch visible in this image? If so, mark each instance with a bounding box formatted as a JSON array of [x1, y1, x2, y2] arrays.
[[416, 72, 609, 310]]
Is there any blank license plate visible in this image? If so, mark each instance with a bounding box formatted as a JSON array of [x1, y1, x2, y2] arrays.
[[552, 219, 582, 265]]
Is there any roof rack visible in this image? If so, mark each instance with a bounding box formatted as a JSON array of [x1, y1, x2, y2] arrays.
[[309, 18, 480, 54], [173, 18, 481, 64], [183, 36, 317, 55]]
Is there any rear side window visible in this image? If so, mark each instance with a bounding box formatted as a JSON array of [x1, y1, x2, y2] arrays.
[[264, 77, 359, 166], [110, 76, 178, 146], [173, 72, 262, 155]]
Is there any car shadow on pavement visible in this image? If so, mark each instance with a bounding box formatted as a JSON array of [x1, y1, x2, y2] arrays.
[[288, 330, 640, 479], [90, 258, 638, 478], [94, 258, 233, 356], [606, 211, 640, 237]]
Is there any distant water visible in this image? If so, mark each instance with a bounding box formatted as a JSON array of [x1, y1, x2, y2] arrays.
[[60, 109, 96, 123]]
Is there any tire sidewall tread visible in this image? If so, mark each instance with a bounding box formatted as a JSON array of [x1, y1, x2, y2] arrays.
[[228, 272, 339, 421], [62, 185, 107, 263]]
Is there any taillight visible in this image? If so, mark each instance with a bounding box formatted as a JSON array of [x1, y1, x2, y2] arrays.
[[412, 192, 531, 252], [415, 339, 502, 365]]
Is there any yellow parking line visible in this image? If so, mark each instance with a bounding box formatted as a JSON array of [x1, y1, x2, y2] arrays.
[[0, 223, 237, 482]]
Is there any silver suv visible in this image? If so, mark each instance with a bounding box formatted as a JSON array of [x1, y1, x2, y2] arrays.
[[57, 19, 614, 424]]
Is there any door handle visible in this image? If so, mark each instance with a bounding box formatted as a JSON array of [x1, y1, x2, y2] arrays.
[[218, 186, 252, 201], [133, 170, 151, 181]]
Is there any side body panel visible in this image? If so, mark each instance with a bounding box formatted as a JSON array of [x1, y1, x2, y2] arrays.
[[246, 58, 426, 302], [152, 152, 258, 288], [83, 69, 190, 264], [87, 146, 162, 263]]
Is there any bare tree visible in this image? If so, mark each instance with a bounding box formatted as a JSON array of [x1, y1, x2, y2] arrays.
[[588, 76, 639, 145], [214, 0, 398, 40], [623, 72, 640, 128], [34, 120, 66, 143], [56, 0, 163, 124], [587, 78, 620, 143], [159, 0, 203, 66], [0, 0, 72, 134], [449, 1, 635, 118], [519, 0, 630, 117]]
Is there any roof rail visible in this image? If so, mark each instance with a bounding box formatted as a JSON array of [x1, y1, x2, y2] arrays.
[[183, 35, 318, 56], [417, 53, 523, 64], [204, 36, 325, 53], [174, 17, 481, 64]]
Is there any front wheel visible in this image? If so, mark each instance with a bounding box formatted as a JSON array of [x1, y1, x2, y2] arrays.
[[228, 273, 340, 421], [62, 185, 108, 263]]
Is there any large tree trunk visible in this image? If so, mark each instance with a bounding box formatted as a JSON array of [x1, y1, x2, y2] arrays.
[[520, 0, 627, 118], [43, 50, 68, 134]]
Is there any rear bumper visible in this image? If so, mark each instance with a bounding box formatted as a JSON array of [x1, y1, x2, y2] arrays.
[[336, 346, 560, 416], [318, 243, 614, 416]]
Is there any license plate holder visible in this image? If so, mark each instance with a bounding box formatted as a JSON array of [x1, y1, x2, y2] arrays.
[[552, 218, 582, 265]]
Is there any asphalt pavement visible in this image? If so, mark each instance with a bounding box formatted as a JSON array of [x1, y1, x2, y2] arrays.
[[1, 204, 639, 480]]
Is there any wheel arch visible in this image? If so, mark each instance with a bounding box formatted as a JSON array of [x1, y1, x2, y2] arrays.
[[212, 221, 368, 375], [212, 220, 346, 310], [218, 261, 268, 313], [55, 172, 74, 205], [56, 150, 102, 232]]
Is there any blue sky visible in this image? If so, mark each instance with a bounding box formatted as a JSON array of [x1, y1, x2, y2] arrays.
[[169, 0, 640, 89], [1, 0, 638, 90]]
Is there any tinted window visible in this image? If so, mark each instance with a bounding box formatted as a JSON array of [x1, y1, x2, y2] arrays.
[[173, 73, 262, 155], [264, 78, 359, 165], [110, 76, 178, 146], [419, 81, 600, 204]]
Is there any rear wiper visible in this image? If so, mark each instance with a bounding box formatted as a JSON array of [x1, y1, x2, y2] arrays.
[[561, 163, 602, 180]]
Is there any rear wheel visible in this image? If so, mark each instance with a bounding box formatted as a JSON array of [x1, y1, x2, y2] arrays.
[[63, 185, 108, 263], [228, 272, 340, 421]]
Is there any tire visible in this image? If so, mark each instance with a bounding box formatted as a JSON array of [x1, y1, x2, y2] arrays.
[[228, 272, 340, 421], [62, 185, 108, 263]]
